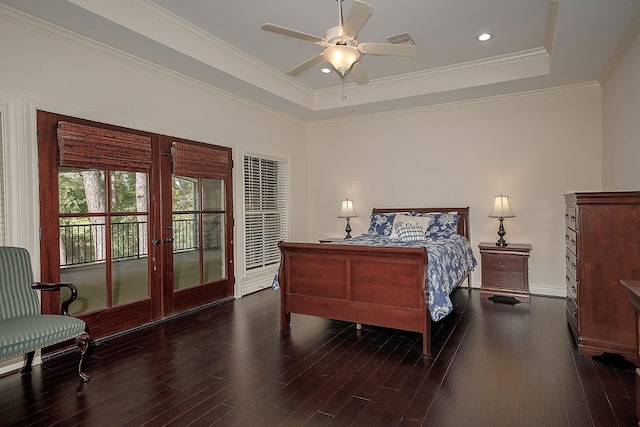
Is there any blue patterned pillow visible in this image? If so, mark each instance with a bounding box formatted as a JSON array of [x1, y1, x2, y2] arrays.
[[396, 222, 425, 241], [424, 213, 460, 238], [366, 212, 410, 236]]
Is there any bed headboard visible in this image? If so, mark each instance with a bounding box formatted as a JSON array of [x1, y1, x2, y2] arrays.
[[371, 207, 470, 240]]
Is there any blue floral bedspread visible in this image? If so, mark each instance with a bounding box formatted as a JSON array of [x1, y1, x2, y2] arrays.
[[273, 234, 477, 322]]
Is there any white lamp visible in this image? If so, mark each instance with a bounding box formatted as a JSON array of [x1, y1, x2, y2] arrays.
[[337, 199, 358, 239], [488, 194, 515, 247], [323, 45, 360, 75]]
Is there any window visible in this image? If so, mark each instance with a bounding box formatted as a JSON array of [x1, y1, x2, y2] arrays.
[[244, 153, 288, 271], [0, 112, 4, 244]]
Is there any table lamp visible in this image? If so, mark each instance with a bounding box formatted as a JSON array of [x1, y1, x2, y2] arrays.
[[337, 199, 358, 239], [488, 194, 515, 247]]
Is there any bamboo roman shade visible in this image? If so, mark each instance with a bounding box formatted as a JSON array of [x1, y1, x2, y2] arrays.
[[57, 121, 152, 172], [172, 141, 230, 180]]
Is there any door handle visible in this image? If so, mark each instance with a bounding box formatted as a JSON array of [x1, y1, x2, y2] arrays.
[[164, 237, 174, 243], [151, 239, 161, 245]]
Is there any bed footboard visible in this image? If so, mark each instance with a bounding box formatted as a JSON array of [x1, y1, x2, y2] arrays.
[[278, 242, 431, 355]]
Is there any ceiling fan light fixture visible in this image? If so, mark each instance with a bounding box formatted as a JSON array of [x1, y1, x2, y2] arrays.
[[323, 44, 360, 75]]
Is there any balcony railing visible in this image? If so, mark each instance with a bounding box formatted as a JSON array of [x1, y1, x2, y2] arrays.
[[60, 218, 220, 267]]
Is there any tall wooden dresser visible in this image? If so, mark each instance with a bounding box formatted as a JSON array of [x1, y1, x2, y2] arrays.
[[565, 191, 640, 363]]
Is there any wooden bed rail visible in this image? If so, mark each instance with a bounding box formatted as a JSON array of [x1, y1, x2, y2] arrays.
[[278, 241, 431, 354]]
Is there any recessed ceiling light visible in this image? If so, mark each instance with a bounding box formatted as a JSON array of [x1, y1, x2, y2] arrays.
[[477, 33, 492, 42], [321, 67, 332, 74]]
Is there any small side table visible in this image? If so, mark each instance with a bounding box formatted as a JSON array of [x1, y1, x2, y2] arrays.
[[318, 237, 344, 243], [478, 242, 532, 303], [619, 279, 640, 425]]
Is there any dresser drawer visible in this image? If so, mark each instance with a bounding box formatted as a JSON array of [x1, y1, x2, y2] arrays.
[[566, 247, 577, 277], [567, 297, 578, 335], [566, 268, 578, 303], [565, 207, 577, 230], [483, 270, 526, 291], [565, 227, 577, 253], [483, 255, 525, 273]]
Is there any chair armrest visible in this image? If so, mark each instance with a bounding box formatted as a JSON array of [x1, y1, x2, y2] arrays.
[[31, 282, 79, 316]]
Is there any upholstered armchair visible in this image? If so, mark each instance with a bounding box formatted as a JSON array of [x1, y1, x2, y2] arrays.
[[0, 246, 91, 381]]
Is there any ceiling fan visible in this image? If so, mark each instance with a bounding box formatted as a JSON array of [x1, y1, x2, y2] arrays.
[[261, 0, 417, 85]]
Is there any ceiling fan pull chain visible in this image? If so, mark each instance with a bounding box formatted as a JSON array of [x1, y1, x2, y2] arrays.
[[342, 78, 347, 101]]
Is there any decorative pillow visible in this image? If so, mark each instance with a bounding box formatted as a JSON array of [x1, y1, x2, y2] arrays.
[[389, 214, 433, 239], [424, 213, 460, 238], [395, 222, 425, 241], [366, 212, 409, 236]]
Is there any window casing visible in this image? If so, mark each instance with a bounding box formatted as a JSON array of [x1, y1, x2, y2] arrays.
[[243, 154, 288, 272]]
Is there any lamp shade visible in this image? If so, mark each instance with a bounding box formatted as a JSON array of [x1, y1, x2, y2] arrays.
[[323, 45, 360, 75], [488, 194, 515, 218], [338, 199, 358, 218]]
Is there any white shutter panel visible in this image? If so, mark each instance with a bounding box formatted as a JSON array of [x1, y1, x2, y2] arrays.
[[0, 117, 4, 244], [244, 154, 288, 271]]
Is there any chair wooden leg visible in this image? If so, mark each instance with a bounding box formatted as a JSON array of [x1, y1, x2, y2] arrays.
[[76, 332, 91, 382], [21, 351, 36, 376]]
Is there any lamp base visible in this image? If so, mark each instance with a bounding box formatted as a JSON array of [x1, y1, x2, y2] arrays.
[[495, 217, 509, 247], [344, 217, 352, 239], [495, 238, 509, 247]]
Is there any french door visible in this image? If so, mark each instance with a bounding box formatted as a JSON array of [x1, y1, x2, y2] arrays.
[[37, 111, 233, 338]]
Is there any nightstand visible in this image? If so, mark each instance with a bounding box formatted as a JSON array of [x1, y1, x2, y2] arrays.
[[318, 237, 344, 243], [478, 242, 532, 302]]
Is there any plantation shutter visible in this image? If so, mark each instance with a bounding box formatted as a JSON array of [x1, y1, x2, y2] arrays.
[[172, 141, 230, 179], [57, 121, 151, 172], [0, 116, 4, 244], [244, 154, 288, 271]]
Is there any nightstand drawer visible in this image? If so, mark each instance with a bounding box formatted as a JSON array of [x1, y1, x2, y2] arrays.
[[478, 242, 531, 302], [483, 270, 526, 291], [483, 255, 525, 273]]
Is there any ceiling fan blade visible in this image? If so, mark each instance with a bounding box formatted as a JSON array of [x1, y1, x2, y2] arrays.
[[285, 53, 326, 76], [359, 43, 417, 57], [261, 24, 323, 44], [350, 61, 369, 85], [342, 0, 373, 39]]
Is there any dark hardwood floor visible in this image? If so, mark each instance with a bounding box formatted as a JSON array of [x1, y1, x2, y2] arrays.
[[0, 287, 637, 426]]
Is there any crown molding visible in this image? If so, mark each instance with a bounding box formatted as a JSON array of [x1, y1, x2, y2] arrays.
[[309, 81, 601, 127], [599, 8, 640, 86], [0, 5, 308, 125], [67, 0, 316, 108], [313, 48, 550, 111]]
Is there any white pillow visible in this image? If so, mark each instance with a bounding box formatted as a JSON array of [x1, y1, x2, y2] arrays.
[[396, 222, 426, 241], [389, 214, 433, 239]]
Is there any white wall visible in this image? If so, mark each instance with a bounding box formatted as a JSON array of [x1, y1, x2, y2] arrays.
[[602, 29, 640, 190], [0, 12, 309, 295], [307, 87, 603, 296]]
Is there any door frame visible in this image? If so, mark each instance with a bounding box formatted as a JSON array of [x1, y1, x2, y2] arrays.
[[37, 111, 234, 338]]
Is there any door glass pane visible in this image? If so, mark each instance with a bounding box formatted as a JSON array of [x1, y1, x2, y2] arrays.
[[173, 212, 199, 290], [173, 176, 198, 210], [202, 179, 224, 210], [110, 171, 148, 213], [111, 215, 149, 305], [60, 215, 107, 315], [203, 213, 225, 283], [59, 168, 106, 214]]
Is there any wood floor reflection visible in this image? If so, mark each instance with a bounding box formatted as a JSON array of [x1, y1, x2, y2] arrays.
[[0, 288, 636, 426]]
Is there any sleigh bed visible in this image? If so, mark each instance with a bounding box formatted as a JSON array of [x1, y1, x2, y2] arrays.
[[276, 207, 476, 356]]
